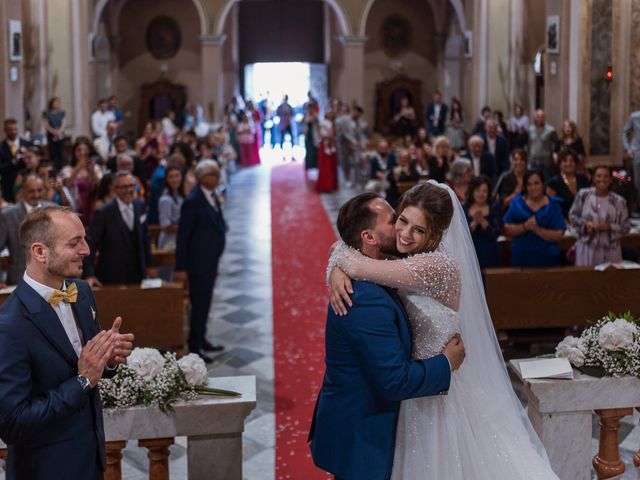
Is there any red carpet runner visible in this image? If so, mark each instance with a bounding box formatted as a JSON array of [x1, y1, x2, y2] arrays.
[[271, 164, 336, 480]]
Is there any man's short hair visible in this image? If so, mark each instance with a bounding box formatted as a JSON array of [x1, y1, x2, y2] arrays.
[[20, 206, 73, 261], [194, 159, 219, 180], [336, 192, 381, 250], [3, 118, 17, 127]]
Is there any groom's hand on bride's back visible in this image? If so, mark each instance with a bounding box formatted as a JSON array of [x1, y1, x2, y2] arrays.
[[443, 335, 466, 371]]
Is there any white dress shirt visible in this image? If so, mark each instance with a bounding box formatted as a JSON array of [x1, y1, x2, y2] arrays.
[[116, 197, 135, 230], [200, 186, 218, 210], [23, 201, 42, 215], [472, 156, 482, 177], [23, 272, 83, 357]]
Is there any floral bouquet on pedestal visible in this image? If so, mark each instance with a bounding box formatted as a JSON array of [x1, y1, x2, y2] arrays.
[[99, 348, 240, 413], [555, 312, 640, 378]]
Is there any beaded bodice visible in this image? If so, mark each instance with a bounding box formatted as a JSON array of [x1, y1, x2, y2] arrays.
[[400, 291, 460, 359]]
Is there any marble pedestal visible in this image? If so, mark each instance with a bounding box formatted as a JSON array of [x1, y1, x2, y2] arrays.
[[510, 360, 640, 480], [0, 376, 256, 480]]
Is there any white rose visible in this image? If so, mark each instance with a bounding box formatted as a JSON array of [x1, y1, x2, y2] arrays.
[[598, 319, 637, 351], [126, 348, 165, 382], [178, 353, 209, 387], [556, 336, 586, 367]]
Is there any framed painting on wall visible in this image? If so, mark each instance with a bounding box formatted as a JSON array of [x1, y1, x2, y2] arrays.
[[546, 15, 560, 54], [464, 31, 473, 58], [8, 20, 22, 62]]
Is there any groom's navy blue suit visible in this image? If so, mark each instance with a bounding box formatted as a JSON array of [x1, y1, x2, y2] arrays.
[[309, 280, 451, 479], [0, 280, 107, 479]]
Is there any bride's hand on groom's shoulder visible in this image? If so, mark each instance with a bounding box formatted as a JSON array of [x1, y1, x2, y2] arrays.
[[329, 267, 353, 316]]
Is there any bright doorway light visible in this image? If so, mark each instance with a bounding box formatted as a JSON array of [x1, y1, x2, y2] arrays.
[[245, 62, 311, 107]]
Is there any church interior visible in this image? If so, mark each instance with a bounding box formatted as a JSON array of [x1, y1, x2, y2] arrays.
[[1, 0, 640, 479]]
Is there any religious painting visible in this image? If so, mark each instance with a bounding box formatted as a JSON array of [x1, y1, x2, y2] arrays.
[[8, 20, 22, 62], [381, 15, 411, 57], [546, 15, 560, 54], [146, 16, 181, 60], [464, 31, 473, 58]]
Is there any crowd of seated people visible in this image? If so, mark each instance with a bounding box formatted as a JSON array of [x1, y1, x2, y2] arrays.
[[345, 97, 635, 270]]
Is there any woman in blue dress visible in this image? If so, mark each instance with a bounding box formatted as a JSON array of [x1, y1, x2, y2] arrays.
[[503, 170, 565, 267], [464, 175, 501, 269]]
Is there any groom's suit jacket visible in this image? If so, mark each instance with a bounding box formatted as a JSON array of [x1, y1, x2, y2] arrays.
[[309, 280, 451, 480], [0, 279, 108, 479]]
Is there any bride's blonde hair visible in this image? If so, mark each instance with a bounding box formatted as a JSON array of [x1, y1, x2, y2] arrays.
[[397, 182, 454, 253]]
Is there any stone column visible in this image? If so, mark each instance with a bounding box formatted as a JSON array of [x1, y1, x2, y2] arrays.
[[201, 35, 226, 122], [0, 0, 26, 126], [338, 36, 367, 108], [70, 0, 91, 136]]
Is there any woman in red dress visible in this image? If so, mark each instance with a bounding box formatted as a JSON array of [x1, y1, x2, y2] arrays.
[[247, 101, 263, 165], [316, 112, 338, 193]]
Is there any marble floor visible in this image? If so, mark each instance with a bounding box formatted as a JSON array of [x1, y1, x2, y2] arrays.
[[1, 165, 639, 479]]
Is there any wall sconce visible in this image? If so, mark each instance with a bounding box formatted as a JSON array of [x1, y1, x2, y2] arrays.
[[605, 64, 613, 82]]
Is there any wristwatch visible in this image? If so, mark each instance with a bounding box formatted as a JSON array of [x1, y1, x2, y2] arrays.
[[77, 374, 92, 392]]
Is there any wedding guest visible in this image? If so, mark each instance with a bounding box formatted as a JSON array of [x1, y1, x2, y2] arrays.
[[0, 118, 31, 202], [462, 135, 497, 183], [545, 149, 589, 219], [70, 137, 101, 226], [471, 106, 491, 136], [93, 120, 118, 164], [465, 175, 501, 269], [83, 171, 154, 287], [445, 97, 465, 152], [135, 122, 164, 179], [157, 165, 184, 250], [427, 136, 455, 183], [569, 166, 630, 266], [528, 109, 558, 179], [493, 110, 508, 135], [394, 96, 417, 137], [0, 175, 54, 284], [316, 113, 339, 193], [509, 104, 529, 150], [503, 170, 565, 267], [386, 149, 419, 208], [237, 112, 259, 168], [175, 160, 227, 361], [107, 94, 123, 125], [493, 148, 528, 211], [90, 98, 115, 138], [482, 120, 509, 175], [365, 139, 393, 195], [36, 161, 57, 203], [0, 205, 133, 479], [14, 146, 41, 201], [303, 102, 320, 171], [449, 158, 473, 203], [426, 91, 447, 137], [42, 97, 66, 170], [94, 173, 115, 210], [276, 95, 295, 147], [554, 119, 585, 163], [161, 110, 178, 146]]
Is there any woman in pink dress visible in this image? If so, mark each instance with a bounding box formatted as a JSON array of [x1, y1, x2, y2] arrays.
[[316, 112, 339, 193], [70, 137, 102, 226], [237, 112, 259, 167]]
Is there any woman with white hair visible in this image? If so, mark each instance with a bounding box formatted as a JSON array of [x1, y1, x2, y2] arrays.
[[448, 158, 473, 203]]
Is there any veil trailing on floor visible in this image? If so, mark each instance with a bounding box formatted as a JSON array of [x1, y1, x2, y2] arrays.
[[431, 180, 551, 462]]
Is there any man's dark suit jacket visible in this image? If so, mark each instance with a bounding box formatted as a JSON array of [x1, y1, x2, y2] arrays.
[[83, 198, 151, 284], [461, 151, 498, 185], [175, 185, 226, 275], [0, 138, 31, 202], [426, 103, 448, 137], [481, 133, 510, 175], [0, 279, 108, 479]]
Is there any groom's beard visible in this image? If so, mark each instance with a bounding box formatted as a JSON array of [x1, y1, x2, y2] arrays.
[[378, 231, 400, 257]]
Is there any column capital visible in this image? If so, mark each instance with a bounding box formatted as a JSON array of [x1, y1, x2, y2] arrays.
[[337, 35, 368, 46], [200, 34, 227, 46]]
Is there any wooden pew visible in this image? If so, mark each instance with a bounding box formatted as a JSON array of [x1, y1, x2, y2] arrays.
[[0, 283, 185, 351], [151, 247, 175, 268], [485, 266, 640, 330]]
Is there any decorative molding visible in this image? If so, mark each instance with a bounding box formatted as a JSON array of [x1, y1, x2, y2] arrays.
[[337, 35, 368, 47], [200, 34, 226, 46]]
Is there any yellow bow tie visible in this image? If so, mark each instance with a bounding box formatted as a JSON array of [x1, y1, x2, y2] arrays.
[[49, 283, 78, 308]]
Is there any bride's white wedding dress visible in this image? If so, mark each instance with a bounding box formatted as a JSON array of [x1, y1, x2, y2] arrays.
[[329, 183, 559, 479]]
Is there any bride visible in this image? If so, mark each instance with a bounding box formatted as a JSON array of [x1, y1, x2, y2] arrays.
[[327, 181, 559, 479]]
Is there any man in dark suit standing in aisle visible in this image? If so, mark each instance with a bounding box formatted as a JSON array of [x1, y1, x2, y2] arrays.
[[482, 120, 510, 175], [0, 118, 31, 203], [84, 171, 154, 287], [425, 91, 448, 137], [462, 135, 498, 185], [0, 174, 56, 284], [175, 160, 226, 362], [0, 206, 134, 479]]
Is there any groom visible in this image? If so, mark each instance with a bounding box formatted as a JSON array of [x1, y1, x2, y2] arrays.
[[309, 192, 465, 479]]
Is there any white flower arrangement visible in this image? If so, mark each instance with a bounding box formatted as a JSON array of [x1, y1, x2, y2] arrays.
[[99, 348, 239, 413], [556, 312, 640, 378]]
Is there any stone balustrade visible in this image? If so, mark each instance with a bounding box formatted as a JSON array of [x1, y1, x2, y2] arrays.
[[1, 376, 256, 480], [510, 360, 640, 480]]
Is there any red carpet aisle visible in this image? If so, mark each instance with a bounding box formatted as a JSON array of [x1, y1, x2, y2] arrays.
[[271, 164, 336, 480]]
